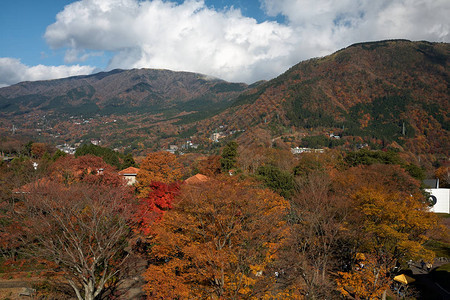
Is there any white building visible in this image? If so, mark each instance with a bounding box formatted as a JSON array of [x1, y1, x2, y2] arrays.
[[424, 179, 450, 214]]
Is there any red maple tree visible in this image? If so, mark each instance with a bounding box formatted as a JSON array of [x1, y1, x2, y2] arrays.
[[134, 181, 180, 235]]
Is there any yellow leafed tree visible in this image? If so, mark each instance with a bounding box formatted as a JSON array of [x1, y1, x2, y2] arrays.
[[136, 151, 183, 196]]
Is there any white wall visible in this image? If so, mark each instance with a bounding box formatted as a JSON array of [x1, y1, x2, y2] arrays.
[[426, 188, 450, 214]]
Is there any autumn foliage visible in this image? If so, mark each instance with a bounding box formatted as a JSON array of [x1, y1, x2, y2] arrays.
[[133, 181, 180, 235], [0, 144, 446, 299], [144, 177, 290, 299], [136, 151, 183, 196], [21, 181, 135, 300]]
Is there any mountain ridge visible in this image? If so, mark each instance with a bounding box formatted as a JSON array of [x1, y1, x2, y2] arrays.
[[201, 40, 448, 154], [0, 68, 248, 115], [0, 40, 448, 157]]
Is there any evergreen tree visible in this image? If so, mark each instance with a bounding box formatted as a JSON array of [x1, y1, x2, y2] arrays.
[[220, 141, 238, 172]]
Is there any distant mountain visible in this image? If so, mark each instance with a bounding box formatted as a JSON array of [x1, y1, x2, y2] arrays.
[[207, 40, 449, 154], [0, 68, 248, 116]]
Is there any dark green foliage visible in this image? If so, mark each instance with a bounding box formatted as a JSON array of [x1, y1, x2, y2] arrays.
[[125, 82, 152, 93], [231, 88, 266, 107], [220, 141, 238, 172], [300, 135, 345, 148], [211, 82, 246, 93], [344, 149, 403, 167], [345, 149, 426, 181], [417, 43, 448, 66], [421, 103, 449, 131], [67, 85, 95, 100], [23, 141, 34, 157], [178, 126, 198, 138], [175, 96, 233, 125], [404, 163, 426, 180], [257, 165, 295, 199], [344, 95, 415, 141], [122, 153, 137, 169], [284, 83, 337, 128], [52, 150, 67, 161], [75, 144, 135, 170]]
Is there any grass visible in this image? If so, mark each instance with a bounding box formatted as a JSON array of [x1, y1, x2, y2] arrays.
[[424, 239, 450, 258], [436, 213, 450, 219]]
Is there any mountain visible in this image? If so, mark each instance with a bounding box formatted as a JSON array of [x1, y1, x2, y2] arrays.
[[0, 40, 448, 156], [0, 68, 253, 150], [206, 40, 449, 154], [0, 68, 248, 116]]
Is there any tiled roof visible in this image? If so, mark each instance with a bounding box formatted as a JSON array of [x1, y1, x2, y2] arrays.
[[118, 167, 140, 175], [184, 174, 209, 185]]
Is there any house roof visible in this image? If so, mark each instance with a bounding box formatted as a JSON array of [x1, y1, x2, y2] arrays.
[[118, 167, 140, 175], [184, 174, 209, 185]]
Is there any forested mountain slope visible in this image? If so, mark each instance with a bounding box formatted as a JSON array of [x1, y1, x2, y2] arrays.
[[0, 68, 248, 116], [205, 40, 448, 154]]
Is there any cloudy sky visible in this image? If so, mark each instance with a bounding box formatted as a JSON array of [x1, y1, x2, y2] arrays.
[[1, 0, 449, 87]]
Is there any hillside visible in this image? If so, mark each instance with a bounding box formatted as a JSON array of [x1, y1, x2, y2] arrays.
[[0, 68, 248, 116], [0, 40, 448, 156], [0, 69, 250, 150], [204, 40, 449, 155]]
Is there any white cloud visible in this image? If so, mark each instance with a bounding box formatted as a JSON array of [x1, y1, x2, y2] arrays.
[[44, 0, 297, 83], [0, 58, 95, 87], [261, 0, 449, 56], [3, 0, 449, 86]]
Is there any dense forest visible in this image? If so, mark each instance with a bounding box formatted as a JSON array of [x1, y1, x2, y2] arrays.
[[0, 141, 448, 299], [0, 39, 448, 299]]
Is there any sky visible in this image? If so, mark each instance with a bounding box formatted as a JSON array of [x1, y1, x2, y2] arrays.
[[0, 0, 449, 87]]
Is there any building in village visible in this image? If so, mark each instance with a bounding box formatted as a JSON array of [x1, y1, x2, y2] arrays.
[[118, 167, 140, 186], [424, 179, 449, 214]]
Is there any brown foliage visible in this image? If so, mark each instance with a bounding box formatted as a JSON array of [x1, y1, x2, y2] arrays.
[[196, 155, 222, 176], [435, 165, 450, 187], [31, 143, 48, 158], [49, 155, 125, 186], [22, 181, 135, 300], [277, 172, 350, 298]]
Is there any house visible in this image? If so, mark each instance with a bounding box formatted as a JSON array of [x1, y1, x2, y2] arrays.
[[424, 179, 450, 214], [184, 174, 209, 185], [118, 167, 140, 186]]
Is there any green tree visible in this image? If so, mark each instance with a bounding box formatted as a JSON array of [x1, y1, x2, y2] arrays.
[[75, 144, 125, 169], [122, 153, 137, 169], [220, 141, 238, 172], [257, 164, 295, 198]]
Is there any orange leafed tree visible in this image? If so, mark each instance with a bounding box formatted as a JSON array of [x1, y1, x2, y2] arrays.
[[336, 254, 390, 299], [136, 151, 183, 196], [143, 177, 290, 299], [31, 143, 48, 158], [333, 164, 438, 299]]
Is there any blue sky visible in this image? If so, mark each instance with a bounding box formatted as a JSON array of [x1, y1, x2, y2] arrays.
[[1, 0, 449, 87], [0, 0, 281, 68]]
